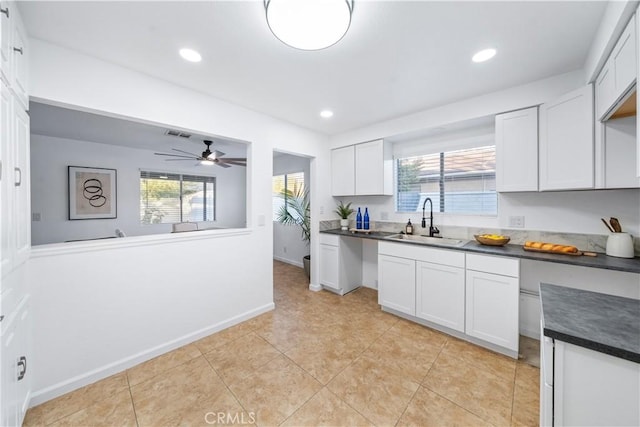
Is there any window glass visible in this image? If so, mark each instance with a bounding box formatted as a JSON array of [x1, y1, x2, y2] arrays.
[[140, 171, 216, 224], [396, 146, 496, 215], [272, 172, 305, 221]]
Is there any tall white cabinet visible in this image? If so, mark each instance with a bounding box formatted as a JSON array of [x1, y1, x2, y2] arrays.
[[0, 2, 31, 425], [331, 139, 393, 196]]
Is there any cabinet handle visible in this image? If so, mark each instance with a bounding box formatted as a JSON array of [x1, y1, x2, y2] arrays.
[[13, 47, 23, 55], [17, 356, 27, 381], [0, 8, 8, 18], [0, 315, 4, 322], [14, 167, 21, 186]]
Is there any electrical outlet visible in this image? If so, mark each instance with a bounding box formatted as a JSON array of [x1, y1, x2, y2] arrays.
[[509, 215, 525, 228], [319, 206, 325, 215], [32, 213, 41, 222]]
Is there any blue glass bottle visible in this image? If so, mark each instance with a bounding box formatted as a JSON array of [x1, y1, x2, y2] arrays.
[[356, 207, 362, 229], [363, 208, 370, 230]]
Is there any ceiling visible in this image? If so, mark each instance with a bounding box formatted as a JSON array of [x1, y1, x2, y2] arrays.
[[30, 102, 248, 156], [20, 1, 606, 136]]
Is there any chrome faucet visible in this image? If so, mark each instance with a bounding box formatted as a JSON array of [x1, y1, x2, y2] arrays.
[[421, 197, 440, 237]]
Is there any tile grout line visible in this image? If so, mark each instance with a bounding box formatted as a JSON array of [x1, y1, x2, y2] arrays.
[[125, 371, 140, 427]]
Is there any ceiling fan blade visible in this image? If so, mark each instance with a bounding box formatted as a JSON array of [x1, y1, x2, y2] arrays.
[[218, 157, 247, 161], [220, 161, 247, 167], [209, 150, 225, 159], [163, 158, 196, 161], [171, 148, 200, 156], [154, 153, 196, 159], [215, 162, 232, 168]]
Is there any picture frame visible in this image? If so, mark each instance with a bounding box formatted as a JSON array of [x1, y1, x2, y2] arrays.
[[68, 166, 117, 220]]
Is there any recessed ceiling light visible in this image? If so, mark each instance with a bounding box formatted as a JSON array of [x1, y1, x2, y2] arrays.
[[320, 110, 334, 118], [472, 48, 497, 63], [179, 48, 202, 63]]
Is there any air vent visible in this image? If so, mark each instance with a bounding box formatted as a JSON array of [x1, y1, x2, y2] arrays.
[[164, 129, 192, 138]]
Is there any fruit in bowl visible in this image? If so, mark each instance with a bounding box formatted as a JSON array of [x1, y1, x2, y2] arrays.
[[474, 234, 510, 246]]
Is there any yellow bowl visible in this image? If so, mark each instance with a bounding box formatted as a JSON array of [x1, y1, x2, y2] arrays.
[[474, 234, 510, 246]]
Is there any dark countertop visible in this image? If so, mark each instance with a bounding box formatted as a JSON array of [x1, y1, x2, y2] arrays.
[[540, 283, 640, 363], [320, 228, 640, 274]]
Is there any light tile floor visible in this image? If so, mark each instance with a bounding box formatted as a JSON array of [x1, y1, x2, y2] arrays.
[[24, 261, 540, 426]]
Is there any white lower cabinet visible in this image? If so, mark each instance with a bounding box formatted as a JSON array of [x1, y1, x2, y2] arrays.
[[378, 254, 415, 315], [318, 234, 363, 295], [1, 295, 31, 427], [416, 261, 465, 332], [465, 254, 519, 352]]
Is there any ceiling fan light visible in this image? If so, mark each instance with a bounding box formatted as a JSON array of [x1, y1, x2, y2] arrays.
[[200, 159, 215, 166], [265, 0, 353, 50]]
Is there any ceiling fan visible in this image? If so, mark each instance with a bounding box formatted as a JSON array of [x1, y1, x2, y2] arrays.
[[154, 140, 247, 168]]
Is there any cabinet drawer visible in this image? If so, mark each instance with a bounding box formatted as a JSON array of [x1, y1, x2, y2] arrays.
[[378, 241, 464, 267], [466, 253, 519, 277], [319, 233, 340, 246]]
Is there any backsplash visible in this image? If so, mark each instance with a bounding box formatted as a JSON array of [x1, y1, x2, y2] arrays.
[[319, 220, 640, 256]]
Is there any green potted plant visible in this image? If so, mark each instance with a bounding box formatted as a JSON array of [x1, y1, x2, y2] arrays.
[[334, 201, 354, 230], [276, 187, 311, 278]]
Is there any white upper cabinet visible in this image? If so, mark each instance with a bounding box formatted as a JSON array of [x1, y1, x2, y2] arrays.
[[495, 107, 539, 192], [331, 139, 392, 196], [597, 14, 637, 121], [331, 146, 355, 196], [0, 2, 28, 108], [539, 85, 594, 191]]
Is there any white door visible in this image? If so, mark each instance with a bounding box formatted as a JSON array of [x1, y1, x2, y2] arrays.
[[495, 107, 538, 192], [465, 270, 519, 351], [0, 1, 11, 84], [14, 298, 30, 426], [416, 261, 465, 332], [355, 140, 384, 195], [331, 146, 355, 196], [319, 244, 340, 291], [12, 102, 28, 267], [1, 310, 18, 427], [539, 85, 594, 191], [10, 9, 26, 110], [378, 255, 415, 315], [0, 80, 12, 277]]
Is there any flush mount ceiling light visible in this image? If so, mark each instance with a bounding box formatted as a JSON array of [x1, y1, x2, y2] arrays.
[[264, 0, 354, 50], [179, 48, 202, 63], [472, 48, 497, 63], [320, 109, 334, 118]]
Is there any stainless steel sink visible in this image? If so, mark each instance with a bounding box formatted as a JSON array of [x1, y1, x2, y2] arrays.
[[385, 234, 468, 247]]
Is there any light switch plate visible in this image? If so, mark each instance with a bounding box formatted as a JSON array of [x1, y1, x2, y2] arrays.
[[509, 215, 525, 228]]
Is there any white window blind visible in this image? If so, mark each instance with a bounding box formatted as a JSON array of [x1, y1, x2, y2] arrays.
[[396, 145, 496, 215], [140, 171, 216, 224], [272, 172, 305, 221]]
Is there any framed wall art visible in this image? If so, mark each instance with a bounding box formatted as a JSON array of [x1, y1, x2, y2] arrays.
[[68, 166, 117, 220]]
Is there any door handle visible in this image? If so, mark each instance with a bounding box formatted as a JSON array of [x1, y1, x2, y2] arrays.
[[0, 7, 9, 18], [14, 167, 21, 186], [17, 356, 26, 381], [13, 47, 23, 55]]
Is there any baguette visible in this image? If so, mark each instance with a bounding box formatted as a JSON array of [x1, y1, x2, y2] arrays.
[[524, 241, 578, 254]]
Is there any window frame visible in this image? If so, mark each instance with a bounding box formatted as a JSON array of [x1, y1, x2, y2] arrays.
[[140, 170, 217, 225]]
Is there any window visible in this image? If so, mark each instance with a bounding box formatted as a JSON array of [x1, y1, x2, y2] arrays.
[[396, 145, 496, 215], [272, 172, 305, 221], [140, 171, 216, 224]]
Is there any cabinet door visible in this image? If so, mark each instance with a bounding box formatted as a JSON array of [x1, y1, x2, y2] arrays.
[[378, 254, 415, 315], [465, 270, 519, 351], [612, 15, 636, 105], [319, 243, 340, 291], [596, 59, 616, 121], [331, 146, 355, 196], [0, 1, 11, 84], [0, 80, 11, 277], [10, 7, 26, 109], [355, 139, 391, 195], [1, 313, 18, 427], [539, 85, 594, 191], [13, 102, 28, 266], [1, 297, 30, 427], [495, 107, 538, 192], [416, 261, 465, 332]]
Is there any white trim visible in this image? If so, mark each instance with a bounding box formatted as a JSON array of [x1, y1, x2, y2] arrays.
[[273, 256, 303, 268], [30, 228, 252, 258], [29, 302, 275, 407], [308, 282, 322, 292]]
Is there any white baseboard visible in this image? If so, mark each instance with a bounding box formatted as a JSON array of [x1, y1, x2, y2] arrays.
[[29, 302, 275, 407], [308, 282, 322, 292], [273, 256, 303, 268]]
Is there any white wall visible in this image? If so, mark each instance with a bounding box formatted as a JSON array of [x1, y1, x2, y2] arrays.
[[31, 135, 247, 245], [272, 153, 311, 267], [27, 39, 332, 404]]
